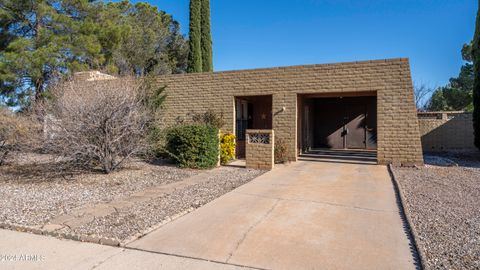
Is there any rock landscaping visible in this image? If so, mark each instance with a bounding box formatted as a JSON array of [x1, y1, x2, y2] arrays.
[[0, 153, 265, 245], [393, 152, 480, 270], [68, 167, 264, 242], [0, 153, 197, 226]]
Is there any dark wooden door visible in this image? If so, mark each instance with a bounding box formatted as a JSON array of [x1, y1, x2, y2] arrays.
[[305, 96, 376, 150], [312, 98, 345, 149], [345, 103, 367, 149]]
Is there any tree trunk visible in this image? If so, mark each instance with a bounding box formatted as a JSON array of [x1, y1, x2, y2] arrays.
[[33, 7, 45, 104], [34, 78, 44, 102]]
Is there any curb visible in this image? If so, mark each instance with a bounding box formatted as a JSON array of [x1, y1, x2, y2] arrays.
[[0, 208, 195, 248], [0, 222, 120, 247], [387, 164, 427, 270]]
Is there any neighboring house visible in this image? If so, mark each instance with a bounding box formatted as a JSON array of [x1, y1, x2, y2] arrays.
[[156, 58, 424, 166], [73, 71, 117, 82]]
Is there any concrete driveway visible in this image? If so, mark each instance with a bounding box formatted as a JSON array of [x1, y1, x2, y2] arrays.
[[129, 161, 417, 270]]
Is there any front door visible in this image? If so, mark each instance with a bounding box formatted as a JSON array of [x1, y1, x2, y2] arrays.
[[345, 103, 367, 149], [305, 96, 377, 150], [235, 99, 250, 158], [235, 96, 273, 159]]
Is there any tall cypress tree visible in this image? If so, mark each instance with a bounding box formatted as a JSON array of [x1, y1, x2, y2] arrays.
[[201, 0, 213, 72], [187, 0, 202, 73], [474, 0, 480, 149]]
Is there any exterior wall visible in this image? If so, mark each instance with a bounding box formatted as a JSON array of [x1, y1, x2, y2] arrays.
[[73, 71, 116, 81], [418, 112, 476, 152], [155, 58, 424, 166], [245, 130, 274, 170]]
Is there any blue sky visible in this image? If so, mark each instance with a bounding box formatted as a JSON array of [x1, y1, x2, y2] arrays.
[[138, 0, 475, 89]]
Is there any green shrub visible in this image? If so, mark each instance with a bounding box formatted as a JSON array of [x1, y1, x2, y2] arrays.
[[220, 132, 236, 165], [146, 125, 167, 158], [274, 138, 289, 164], [143, 79, 167, 159], [165, 125, 219, 169]]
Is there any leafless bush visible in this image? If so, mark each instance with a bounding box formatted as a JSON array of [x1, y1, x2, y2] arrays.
[[274, 138, 289, 164], [41, 78, 153, 173], [414, 83, 434, 111], [191, 109, 225, 129], [0, 108, 41, 166]]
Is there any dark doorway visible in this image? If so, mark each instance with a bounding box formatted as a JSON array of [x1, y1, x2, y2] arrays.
[[235, 95, 272, 158], [300, 95, 377, 152]]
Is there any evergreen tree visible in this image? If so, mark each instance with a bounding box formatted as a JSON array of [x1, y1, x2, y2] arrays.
[[473, 0, 480, 149], [187, 0, 202, 73], [0, 0, 188, 108], [201, 0, 213, 72], [0, 0, 98, 106], [93, 2, 188, 76], [428, 63, 474, 111]]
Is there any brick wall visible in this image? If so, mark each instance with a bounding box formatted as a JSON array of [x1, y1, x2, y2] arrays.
[[154, 58, 423, 166], [418, 112, 476, 152], [245, 130, 274, 170]]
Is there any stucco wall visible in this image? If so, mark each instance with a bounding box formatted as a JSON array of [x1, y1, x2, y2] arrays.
[[418, 112, 476, 152], [155, 58, 423, 166]]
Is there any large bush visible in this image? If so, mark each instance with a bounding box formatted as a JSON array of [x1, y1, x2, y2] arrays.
[[42, 78, 157, 173], [165, 125, 219, 169], [220, 132, 235, 165]]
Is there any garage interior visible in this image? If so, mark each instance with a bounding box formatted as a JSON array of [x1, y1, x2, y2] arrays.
[[298, 93, 378, 163]]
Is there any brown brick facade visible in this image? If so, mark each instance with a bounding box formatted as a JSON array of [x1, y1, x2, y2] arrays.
[[155, 58, 423, 166], [245, 130, 274, 170], [418, 112, 476, 152]]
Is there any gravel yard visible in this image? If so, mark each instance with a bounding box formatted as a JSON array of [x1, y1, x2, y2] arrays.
[[393, 153, 480, 270], [0, 154, 198, 226], [68, 166, 265, 241], [0, 153, 264, 244]]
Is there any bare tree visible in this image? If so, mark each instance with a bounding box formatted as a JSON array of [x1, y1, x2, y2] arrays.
[[42, 78, 152, 173], [414, 83, 434, 111]]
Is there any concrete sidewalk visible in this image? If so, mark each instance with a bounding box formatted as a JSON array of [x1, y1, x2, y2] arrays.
[[129, 161, 417, 270], [0, 229, 249, 270]]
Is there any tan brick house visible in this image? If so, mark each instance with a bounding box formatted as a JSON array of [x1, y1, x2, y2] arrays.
[[156, 58, 424, 166]]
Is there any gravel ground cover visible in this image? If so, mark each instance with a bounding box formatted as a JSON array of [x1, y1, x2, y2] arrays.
[[0, 153, 198, 226], [393, 153, 480, 270], [67, 166, 265, 241]]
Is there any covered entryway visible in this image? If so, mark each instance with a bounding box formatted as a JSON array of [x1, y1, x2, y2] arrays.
[[235, 95, 272, 158], [298, 93, 377, 162]]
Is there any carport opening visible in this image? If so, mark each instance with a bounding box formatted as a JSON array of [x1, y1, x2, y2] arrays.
[[298, 92, 377, 163], [235, 95, 272, 159]]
